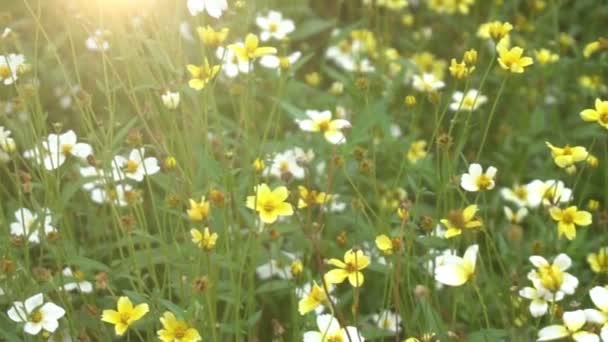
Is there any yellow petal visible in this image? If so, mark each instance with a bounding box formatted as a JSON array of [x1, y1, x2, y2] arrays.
[[347, 272, 365, 287], [117, 297, 133, 313], [573, 210, 592, 226], [462, 204, 478, 221], [298, 296, 319, 315], [549, 207, 563, 221], [580, 109, 599, 122], [324, 269, 349, 285], [101, 310, 120, 324], [129, 303, 149, 322]]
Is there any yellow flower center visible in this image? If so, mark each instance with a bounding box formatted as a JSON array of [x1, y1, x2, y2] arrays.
[[279, 161, 290, 172], [600, 111, 608, 124], [318, 120, 330, 132], [476, 174, 492, 190], [538, 265, 564, 291], [269, 22, 279, 33], [119, 311, 131, 324], [561, 211, 574, 224], [61, 144, 73, 155], [279, 57, 290, 69], [462, 96, 475, 108], [263, 202, 276, 213], [125, 160, 139, 173], [74, 270, 85, 281], [0, 65, 10, 78], [173, 324, 187, 338], [30, 310, 43, 323], [515, 186, 527, 200], [345, 262, 357, 273], [562, 145, 573, 155], [326, 333, 343, 342], [447, 210, 466, 229]]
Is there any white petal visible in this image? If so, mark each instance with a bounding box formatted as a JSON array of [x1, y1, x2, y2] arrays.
[[530, 299, 548, 317], [40, 302, 65, 320], [23, 322, 42, 335], [519, 287, 539, 300], [324, 131, 346, 144], [554, 254, 572, 270], [24, 293, 44, 312], [537, 325, 569, 341], [303, 331, 322, 342], [7, 303, 26, 322], [71, 143, 92, 159], [572, 331, 599, 342], [530, 256, 549, 268], [434, 264, 468, 286], [468, 163, 482, 176], [563, 310, 587, 332], [590, 287, 608, 312], [316, 314, 340, 334], [584, 309, 607, 325], [460, 174, 478, 192]]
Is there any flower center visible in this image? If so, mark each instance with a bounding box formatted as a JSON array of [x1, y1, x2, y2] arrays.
[[515, 186, 527, 200], [600, 112, 608, 124], [345, 262, 357, 273], [325, 333, 343, 342], [61, 144, 73, 155], [279, 161, 290, 172], [279, 57, 290, 69], [476, 175, 492, 189], [318, 120, 330, 132], [269, 22, 279, 33], [119, 311, 131, 324], [447, 210, 466, 229], [0, 65, 10, 78], [263, 202, 276, 213], [74, 270, 85, 281], [173, 324, 187, 338], [561, 212, 574, 224], [539, 265, 564, 291], [30, 310, 43, 323], [462, 96, 475, 108], [125, 160, 139, 173]]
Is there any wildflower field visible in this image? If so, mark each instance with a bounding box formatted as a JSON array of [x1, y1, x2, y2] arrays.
[[0, 0, 607, 341]]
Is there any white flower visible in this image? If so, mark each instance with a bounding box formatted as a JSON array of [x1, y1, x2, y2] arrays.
[[372, 310, 401, 333], [161, 90, 180, 109], [187, 0, 228, 18], [42, 130, 92, 170], [303, 314, 364, 342], [412, 73, 445, 92], [434, 244, 478, 287], [256, 252, 296, 280], [584, 286, 608, 341], [10, 208, 56, 244], [265, 149, 306, 180], [500, 183, 532, 208], [0, 126, 16, 153], [296, 110, 351, 145], [256, 11, 295, 41], [527, 179, 573, 208], [503, 206, 528, 224], [537, 310, 598, 341], [260, 51, 301, 73], [112, 148, 160, 182], [449, 89, 488, 111], [60, 267, 93, 294], [519, 285, 563, 318], [7, 293, 66, 335], [217, 46, 251, 78], [460, 163, 497, 192], [527, 254, 578, 296], [90, 183, 135, 207], [0, 53, 25, 85], [389, 124, 402, 138], [326, 45, 357, 71], [85, 30, 110, 52], [79, 166, 107, 191]]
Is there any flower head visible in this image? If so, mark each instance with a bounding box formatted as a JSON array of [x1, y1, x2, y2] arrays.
[[112, 148, 160, 182], [588, 247, 608, 274], [10, 208, 56, 244], [246, 183, 293, 224], [407, 140, 427, 163], [580, 98, 608, 130], [229, 33, 277, 63], [297, 186, 331, 209], [255, 11, 295, 41], [549, 206, 592, 240], [324, 249, 370, 287], [187, 197, 211, 221], [528, 254, 578, 295], [303, 314, 364, 342], [197, 26, 229, 47], [460, 163, 497, 192], [497, 46, 533, 73], [537, 310, 597, 341], [41, 130, 92, 170], [0, 53, 25, 85], [187, 59, 220, 90], [440, 205, 483, 238], [101, 296, 149, 336], [449, 89, 487, 112], [7, 293, 66, 335], [519, 285, 563, 318], [298, 281, 328, 315], [545, 142, 588, 169], [412, 73, 445, 92], [60, 267, 93, 293], [190, 227, 218, 251], [434, 244, 478, 286], [296, 110, 351, 144], [157, 312, 201, 342]]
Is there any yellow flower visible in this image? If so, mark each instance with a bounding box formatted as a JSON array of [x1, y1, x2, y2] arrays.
[[297, 186, 331, 208], [580, 98, 608, 130], [375, 234, 401, 255], [463, 49, 478, 65], [246, 183, 293, 224], [101, 296, 149, 336], [190, 227, 218, 251], [497, 46, 534, 73], [157, 312, 201, 342], [583, 40, 601, 58], [549, 206, 592, 240], [324, 249, 370, 287], [449, 58, 473, 79], [291, 260, 303, 277], [479, 21, 512, 40], [407, 140, 427, 164], [534, 48, 559, 65], [187, 58, 220, 90], [588, 247, 608, 274], [440, 205, 482, 238], [197, 26, 229, 48], [545, 142, 589, 168], [298, 281, 328, 315], [187, 197, 210, 221], [229, 33, 276, 62]]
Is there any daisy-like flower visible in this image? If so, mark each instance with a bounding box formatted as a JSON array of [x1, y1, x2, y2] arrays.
[[500, 183, 532, 208], [187, 196, 211, 221], [587, 247, 608, 274], [187, 0, 227, 18], [187, 58, 220, 90], [449, 89, 488, 111], [197, 26, 229, 47], [460, 163, 497, 192], [266, 149, 306, 179], [440, 205, 482, 238], [584, 286, 608, 341], [0, 53, 25, 85], [42, 130, 92, 170], [101, 296, 149, 336], [303, 314, 364, 342], [580, 98, 608, 130], [484, 21, 513, 41], [296, 110, 351, 145], [372, 310, 402, 333], [112, 148, 160, 182], [434, 244, 478, 287], [255, 11, 295, 41], [407, 140, 428, 164], [545, 142, 589, 169], [85, 30, 110, 52], [412, 73, 445, 92], [297, 186, 331, 209], [537, 310, 598, 341], [161, 90, 180, 109], [527, 179, 573, 207], [90, 184, 136, 207], [519, 285, 563, 318], [157, 311, 201, 342], [260, 51, 301, 73], [549, 206, 592, 240], [246, 183, 293, 224], [7, 293, 66, 335], [216, 46, 251, 78], [60, 267, 93, 293], [503, 206, 528, 224], [497, 45, 533, 73], [190, 227, 218, 251], [228, 33, 277, 63], [298, 281, 329, 315], [324, 249, 370, 287], [10, 208, 56, 244], [527, 254, 578, 296]]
